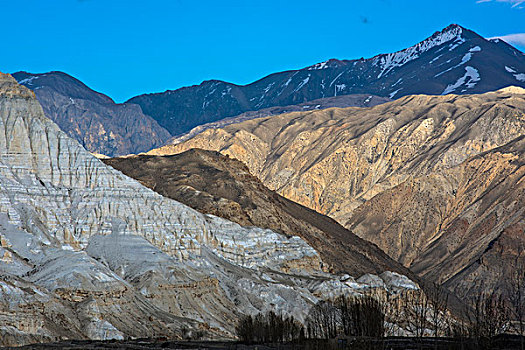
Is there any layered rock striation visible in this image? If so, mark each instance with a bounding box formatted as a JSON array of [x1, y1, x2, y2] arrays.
[[103, 148, 413, 278]]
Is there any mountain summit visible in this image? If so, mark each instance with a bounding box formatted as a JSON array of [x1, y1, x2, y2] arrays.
[[128, 24, 525, 136]]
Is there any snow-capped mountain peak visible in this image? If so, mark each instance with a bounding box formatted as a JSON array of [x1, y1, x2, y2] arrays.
[[374, 24, 465, 78], [124, 24, 525, 137]]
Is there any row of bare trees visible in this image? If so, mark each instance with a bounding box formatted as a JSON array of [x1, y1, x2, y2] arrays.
[[306, 295, 384, 339], [236, 276, 525, 346], [236, 295, 385, 343], [235, 311, 305, 343]]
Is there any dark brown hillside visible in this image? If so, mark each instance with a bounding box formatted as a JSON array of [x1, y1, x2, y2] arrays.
[[104, 149, 413, 279]]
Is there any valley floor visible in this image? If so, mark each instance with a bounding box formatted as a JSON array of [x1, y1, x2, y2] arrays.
[[6, 336, 525, 350]]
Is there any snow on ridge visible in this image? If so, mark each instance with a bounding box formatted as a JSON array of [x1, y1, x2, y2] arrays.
[[506, 66, 517, 73], [307, 59, 342, 71], [375, 25, 464, 78], [308, 60, 330, 70], [17, 76, 39, 86], [442, 66, 480, 94], [434, 51, 473, 77], [293, 75, 310, 93]]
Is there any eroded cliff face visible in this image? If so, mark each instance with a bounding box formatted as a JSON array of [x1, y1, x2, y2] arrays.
[[348, 137, 525, 301], [0, 73, 419, 345], [152, 87, 525, 300]]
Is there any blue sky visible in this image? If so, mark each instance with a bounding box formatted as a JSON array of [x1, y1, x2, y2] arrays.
[[2, 0, 524, 102]]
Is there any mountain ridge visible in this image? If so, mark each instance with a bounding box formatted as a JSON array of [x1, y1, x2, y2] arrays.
[[0, 72, 423, 345], [103, 148, 414, 278], [12, 71, 171, 157], [128, 24, 525, 136]]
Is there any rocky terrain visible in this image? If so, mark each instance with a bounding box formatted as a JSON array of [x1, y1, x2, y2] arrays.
[[128, 24, 525, 136], [103, 149, 412, 278], [348, 136, 525, 301], [12, 71, 171, 156], [152, 87, 525, 301], [0, 73, 423, 346]]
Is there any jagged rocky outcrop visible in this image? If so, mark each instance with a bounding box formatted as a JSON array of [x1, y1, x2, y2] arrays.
[[152, 87, 525, 300], [128, 24, 525, 136], [12, 71, 171, 156], [0, 73, 420, 345]]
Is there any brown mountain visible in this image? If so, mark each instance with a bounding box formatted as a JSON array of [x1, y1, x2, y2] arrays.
[[103, 149, 414, 279], [147, 87, 525, 300], [348, 136, 525, 300]]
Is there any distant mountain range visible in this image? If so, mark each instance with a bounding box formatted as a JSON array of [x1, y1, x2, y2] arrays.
[[12, 71, 171, 157], [128, 24, 525, 137], [13, 24, 525, 155]]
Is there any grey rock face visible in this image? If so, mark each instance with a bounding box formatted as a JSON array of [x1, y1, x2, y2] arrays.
[[128, 24, 525, 137], [12, 71, 171, 156]]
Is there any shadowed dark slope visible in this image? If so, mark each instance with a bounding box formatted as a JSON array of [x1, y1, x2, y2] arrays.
[[104, 149, 412, 278]]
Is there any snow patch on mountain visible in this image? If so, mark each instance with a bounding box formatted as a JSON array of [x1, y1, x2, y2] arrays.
[[429, 54, 443, 64], [335, 84, 346, 95], [308, 60, 330, 70], [389, 88, 402, 99], [17, 76, 39, 86], [375, 25, 463, 78], [294, 75, 310, 93], [442, 66, 480, 94], [504, 66, 525, 82], [435, 51, 474, 77], [448, 37, 466, 51]]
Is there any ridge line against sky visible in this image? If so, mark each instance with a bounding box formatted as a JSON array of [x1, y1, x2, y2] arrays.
[[2, 0, 524, 102]]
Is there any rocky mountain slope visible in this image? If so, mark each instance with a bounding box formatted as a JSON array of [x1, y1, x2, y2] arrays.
[[0, 74, 421, 345], [348, 136, 525, 301], [169, 94, 390, 145], [128, 24, 525, 136], [103, 149, 412, 278], [152, 87, 525, 301], [12, 71, 171, 156]]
